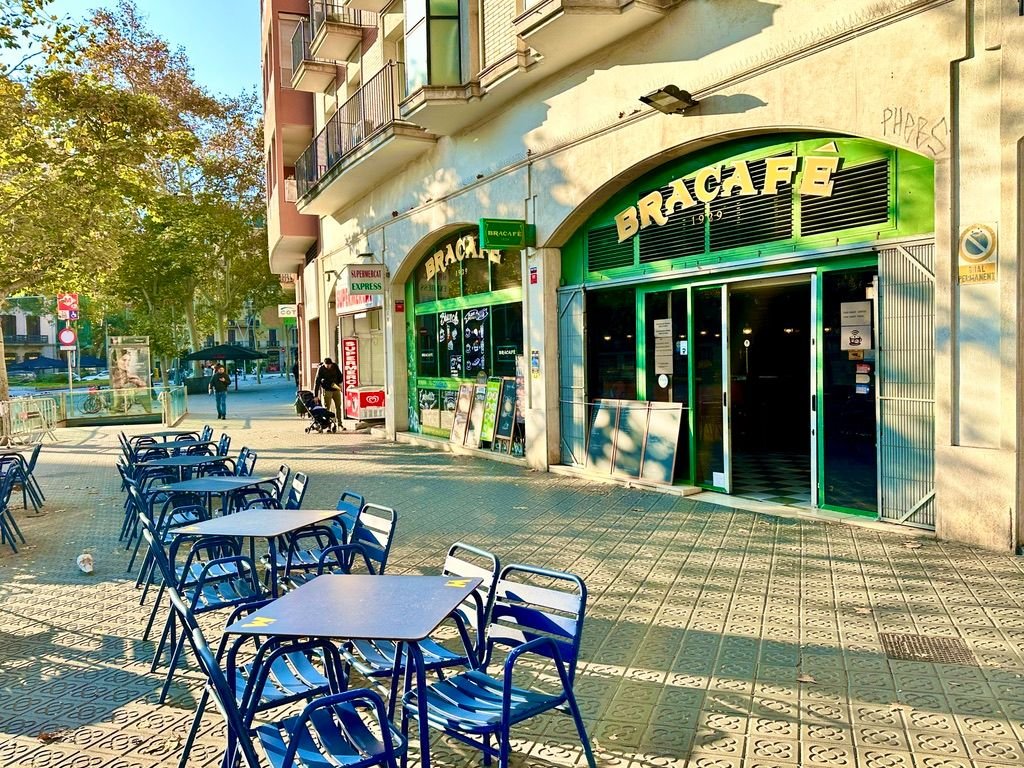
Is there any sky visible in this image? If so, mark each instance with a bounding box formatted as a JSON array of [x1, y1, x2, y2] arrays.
[[49, 0, 261, 97]]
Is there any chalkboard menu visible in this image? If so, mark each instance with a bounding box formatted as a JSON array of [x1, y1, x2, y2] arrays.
[[441, 389, 457, 431], [462, 308, 489, 377], [613, 402, 649, 477], [418, 388, 440, 429], [586, 400, 620, 474], [479, 378, 502, 443], [439, 311, 461, 377], [493, 378, 517, 441], [640, 403, 683, 483], [449, 384, 474, 444], [464, 384, 488, 447]]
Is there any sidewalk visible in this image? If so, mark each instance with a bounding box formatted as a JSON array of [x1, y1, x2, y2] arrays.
[[1, 380, 1023, 767]]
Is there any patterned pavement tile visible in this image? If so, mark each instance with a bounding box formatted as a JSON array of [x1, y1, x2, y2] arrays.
[[1, 380, 1024, 767]]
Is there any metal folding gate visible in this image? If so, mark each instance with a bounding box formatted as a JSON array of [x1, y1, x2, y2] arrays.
[[558, 288, 587, 466], [876, 242, 936, 528]]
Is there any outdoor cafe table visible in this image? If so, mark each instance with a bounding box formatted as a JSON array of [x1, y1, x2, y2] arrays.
[[135, 454, 232, 481], [153, 439, 218, 455], [129, 429, 200, 443], [225, 574, 483, 768], [170, 507, 344, 594], [160, 475, 277, 514]]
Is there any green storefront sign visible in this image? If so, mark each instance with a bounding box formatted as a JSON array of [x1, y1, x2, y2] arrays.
[[479, 219, 535, 250]]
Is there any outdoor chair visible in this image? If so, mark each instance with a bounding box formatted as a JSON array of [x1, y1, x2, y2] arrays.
[[0, 453, 41, 512], [344, 543, 499, 701], [274, 490, 363, 578], [272, 464, 290, 503], [402, 563, 597, 768], [282, 471, 309, 509], [217, 433, 231, 456], [151, 531, 267, 704], [200, 424, 214, 442], [233, 447, 257, 477], [138, 521, 403, 768], [0, 472, 25, 553]]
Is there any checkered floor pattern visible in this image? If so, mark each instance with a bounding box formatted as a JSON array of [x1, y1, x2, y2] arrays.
[[732, 451, 812, 507]]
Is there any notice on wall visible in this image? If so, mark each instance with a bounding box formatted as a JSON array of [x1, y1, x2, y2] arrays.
[[654, 336, 674, 375], [840, 326, 872, 351], [840, 301, 872, 326], [439, 311, 461, 377], [653, 319, 673, 337], [419, 389, 440, 429], [441, 389, 457, 431], [958, 223, 998, 284]]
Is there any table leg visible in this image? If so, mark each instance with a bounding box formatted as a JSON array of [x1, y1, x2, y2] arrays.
[[267, 537, 277, 596], [408, 642, 431, 768]]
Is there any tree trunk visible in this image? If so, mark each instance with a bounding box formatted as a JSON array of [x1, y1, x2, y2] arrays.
[[161, 355, 170, 387], [185, 301, 202, 377]]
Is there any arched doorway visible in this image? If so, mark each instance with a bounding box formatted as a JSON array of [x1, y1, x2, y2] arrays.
[[558, 134, 936, 525]]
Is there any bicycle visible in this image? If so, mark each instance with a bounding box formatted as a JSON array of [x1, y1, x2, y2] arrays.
[[79, 387, 110, 415]]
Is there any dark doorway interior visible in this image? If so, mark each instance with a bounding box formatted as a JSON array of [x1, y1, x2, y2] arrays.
[[729, 281, 811, 505]]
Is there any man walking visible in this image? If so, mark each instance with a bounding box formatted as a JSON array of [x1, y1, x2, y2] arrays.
[[314, 357, 344, 423], [209, 364, 232, 420]]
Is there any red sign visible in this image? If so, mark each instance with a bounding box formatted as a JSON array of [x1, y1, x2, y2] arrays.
[[341, 337, 359, 390], [345, 387, 386, 420], [529, 266, 538, 285], [335, 286, 381, 314], [57, 293, 79, 312], [394, 299, 405, 313]]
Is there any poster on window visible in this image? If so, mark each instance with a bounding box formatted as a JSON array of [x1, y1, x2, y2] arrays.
[[441, 389, 458, 430], [418, 388, 440, 429], [438, 310, 461, 377], [462, 307, 489, 376], [108, 339, 151, 391]]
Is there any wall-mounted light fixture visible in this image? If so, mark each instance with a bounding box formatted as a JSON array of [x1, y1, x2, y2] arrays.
[[639, 85, 699, 114]]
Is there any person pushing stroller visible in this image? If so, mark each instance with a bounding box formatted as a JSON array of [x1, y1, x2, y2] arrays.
[[314, 358, 344, 424]]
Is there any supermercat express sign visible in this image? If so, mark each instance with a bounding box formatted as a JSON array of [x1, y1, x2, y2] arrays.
[[614, 154, 840, 242], [341, 263, 387, 295]]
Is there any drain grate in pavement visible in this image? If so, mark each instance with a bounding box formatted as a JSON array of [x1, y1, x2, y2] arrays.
[[880, 633, 977, 665]]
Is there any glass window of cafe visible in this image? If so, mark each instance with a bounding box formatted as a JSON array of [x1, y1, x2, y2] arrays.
[[410, 228, 523, 436]]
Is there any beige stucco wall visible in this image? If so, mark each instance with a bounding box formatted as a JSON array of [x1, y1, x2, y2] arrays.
[[300, 0, 1023, 550]]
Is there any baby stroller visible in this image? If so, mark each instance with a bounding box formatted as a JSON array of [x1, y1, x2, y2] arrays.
[[298, 390, 337, 433]]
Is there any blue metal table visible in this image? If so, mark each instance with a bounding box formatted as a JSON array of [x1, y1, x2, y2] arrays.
[[135, 454, 232, 481], [225, 574, 482, 767], [161, 475, 277, 515], [171, 508, 343, 594]]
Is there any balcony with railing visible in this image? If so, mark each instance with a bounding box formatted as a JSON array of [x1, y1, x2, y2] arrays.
[[513, 0, 683, 71], [309, 0, 375, 62], [290, 18, 338, 93], [294, 61, 435, 216], [3, 334, 48, 345]]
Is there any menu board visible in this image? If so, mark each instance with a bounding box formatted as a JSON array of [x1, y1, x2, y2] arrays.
[[586, 400, 619, 474], [418, 388, 440, 429], [439, 311, 461, 377], [493, 378, 517, 441], [464, 384, 488, 447], [640, 403, 683, 483], [479, 378, 502, 443], [449, 384, 474, 444], [463, 308, 489, 377], [613, 403, 649, 477], [440, 389, 458, 431]]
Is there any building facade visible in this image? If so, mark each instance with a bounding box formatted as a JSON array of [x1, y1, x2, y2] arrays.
[[1, 303, 58, 364], [261, 0, 1024, 551]]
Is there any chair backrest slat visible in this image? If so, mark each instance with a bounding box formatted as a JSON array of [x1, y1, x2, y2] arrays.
[[350, 503, 397, 574]]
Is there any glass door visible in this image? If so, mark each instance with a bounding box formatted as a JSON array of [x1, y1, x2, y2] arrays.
[[693, 285, 730, 491]]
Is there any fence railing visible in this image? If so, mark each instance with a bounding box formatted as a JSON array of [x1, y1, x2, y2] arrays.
[[0, 396, 59, 444], [310, 0, 375, 33], [160, 386, 188, 426], [56, 387, 174, 422], [290, 17, 312, 74], [296, 61, 405, 199], [3, 334, 48, 344]]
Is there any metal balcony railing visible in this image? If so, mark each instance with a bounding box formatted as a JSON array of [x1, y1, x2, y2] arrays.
[[310, 0, 375, 35], [295, 61, 406, 199], [3, 334, 48, 344], [290, 18, 314, 74]]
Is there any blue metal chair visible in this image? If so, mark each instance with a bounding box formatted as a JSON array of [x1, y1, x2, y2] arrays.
[[0, 472, 25, 553], [344, 543, 499, 708], [234, 447, 257, 477], [402, 563, 597, 768], [138, 520, 404, 768], [282, 471, 309, 509], [277, 490, 364, 578]]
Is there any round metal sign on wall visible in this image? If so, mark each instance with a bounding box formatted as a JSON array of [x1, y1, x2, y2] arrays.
[[958, 224, 996, 263]]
